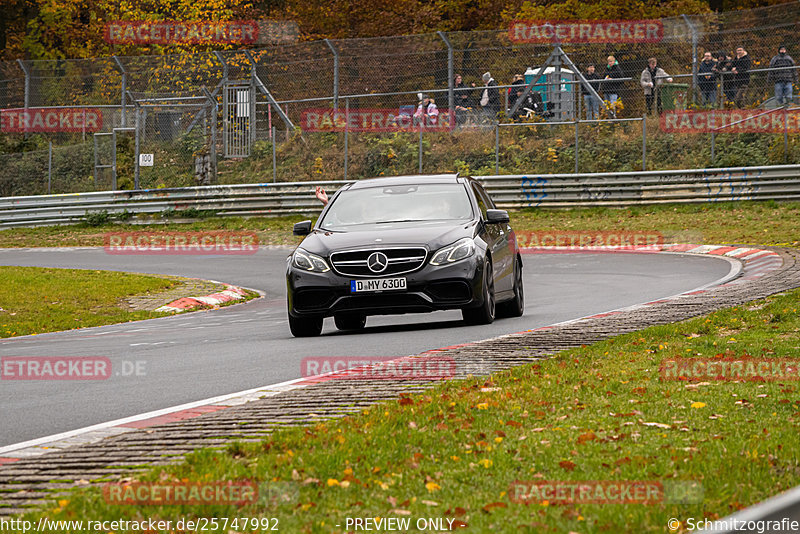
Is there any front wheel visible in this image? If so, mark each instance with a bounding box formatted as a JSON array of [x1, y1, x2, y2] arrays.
[[497, 256, 524, 318], [462, 259, 495, 325], [288, 314, 323, 337]]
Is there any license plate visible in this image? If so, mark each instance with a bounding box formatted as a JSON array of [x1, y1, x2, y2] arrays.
[[350, 278, 407, 293]]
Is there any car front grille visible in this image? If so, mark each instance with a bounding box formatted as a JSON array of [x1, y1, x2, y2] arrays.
[[330, 247, 427, 277]]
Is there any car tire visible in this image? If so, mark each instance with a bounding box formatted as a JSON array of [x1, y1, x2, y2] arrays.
[[497, 256, 524, 318], [334, 313, 367, 331], [462, 259, 495, 325], [288, 314, 323, 337]]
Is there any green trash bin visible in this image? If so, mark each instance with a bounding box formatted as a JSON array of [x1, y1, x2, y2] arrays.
[[660, 83, 689, 111]]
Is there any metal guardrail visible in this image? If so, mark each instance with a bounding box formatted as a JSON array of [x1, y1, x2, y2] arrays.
[[1, 165, 799, 228], [699, 483, 800, 533]]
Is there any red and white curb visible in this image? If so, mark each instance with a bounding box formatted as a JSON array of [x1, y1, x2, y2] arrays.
[[0, 244, 783, 464], [516, 243, 782, 328], [155, 283, 249, 313]]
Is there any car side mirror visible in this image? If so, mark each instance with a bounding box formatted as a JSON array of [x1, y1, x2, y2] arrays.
[[486, 209, 510, 224], [293, 220, 312, 236]]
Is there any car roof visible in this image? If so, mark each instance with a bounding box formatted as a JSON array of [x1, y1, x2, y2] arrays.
[[345, 174, 470, 190]]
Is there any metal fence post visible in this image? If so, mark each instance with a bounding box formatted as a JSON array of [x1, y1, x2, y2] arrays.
[[785, 105, 790, 163], [113, 56, 127, 127], [642, 115, 647, 171], [711, 132, 715, 164], [495, 123, 499, 174], [574, 119, 579, 174], [112, 130, 118, 190], [202, 86, 218, 183], [134, 106, 141, 190], [344, 97, 349, 180], [681, 15, 699, 105], [249, 60, 258, 145], [16, 59, 30, 109], [419, 123, 424, 174], [324, 39, 340, 111], [93, 134, 99, 188], [47, 140, 52, 194], [272, 126, 277, 183], [438, 31, 454, 119]]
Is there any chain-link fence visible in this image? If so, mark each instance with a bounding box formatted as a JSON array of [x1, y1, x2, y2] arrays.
[[1, 2, 799, 196], [3, 5, 797, 112], [0, 143, 94, 197]]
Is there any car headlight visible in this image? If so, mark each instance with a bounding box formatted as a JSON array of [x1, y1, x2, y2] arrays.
[[430, 238, 476, 265], [292, 248, 330, 272]]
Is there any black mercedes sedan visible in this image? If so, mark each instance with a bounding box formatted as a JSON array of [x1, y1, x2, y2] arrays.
[[286, 174, 523, 337]]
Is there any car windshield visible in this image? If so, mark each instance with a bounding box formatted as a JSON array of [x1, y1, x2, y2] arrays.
[[319, 183, 474, 230]]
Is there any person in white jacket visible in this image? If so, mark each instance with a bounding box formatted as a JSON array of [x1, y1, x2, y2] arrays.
[[640, 58, 673, 114]]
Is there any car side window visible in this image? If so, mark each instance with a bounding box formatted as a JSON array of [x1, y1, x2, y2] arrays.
[[475, 183, 496, 209], [471, 184, 488, 218]]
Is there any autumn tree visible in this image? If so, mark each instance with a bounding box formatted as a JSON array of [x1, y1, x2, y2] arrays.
[[10, 0, 255, 60]]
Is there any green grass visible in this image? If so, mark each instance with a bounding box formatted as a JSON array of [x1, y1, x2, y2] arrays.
[[19, 289, 800, 532], [2, 201, 800, 249], [0, 267, 178, 338]]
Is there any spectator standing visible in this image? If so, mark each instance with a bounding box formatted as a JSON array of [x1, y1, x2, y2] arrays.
[[768, 45, 797, 106], [510, 85, 527, 120], [602, 55, 625, 118], [713, 52, 735, 105], [480, 71, 501, 120], [425, 96, 439, 126], [508, 74, 525, 114], [453, 74, 472, 126], [413, 93, 426, 126], [730, 46, 751, 108], [698, 52, 717, 106], [581, 64, 602, 120], [640, 57, 673, 115]]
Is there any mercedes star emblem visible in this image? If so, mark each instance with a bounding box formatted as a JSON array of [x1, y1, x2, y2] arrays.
[[367, 252, 389, 273]]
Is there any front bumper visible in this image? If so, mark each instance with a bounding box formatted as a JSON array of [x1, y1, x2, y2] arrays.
[[287, 256, 484, 318]]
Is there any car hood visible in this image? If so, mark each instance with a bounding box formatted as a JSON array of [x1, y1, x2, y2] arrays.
[[298, 220, 478, 256]]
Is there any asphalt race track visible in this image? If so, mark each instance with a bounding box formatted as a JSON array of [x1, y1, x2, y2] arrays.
[[0, 247, 732, 447]]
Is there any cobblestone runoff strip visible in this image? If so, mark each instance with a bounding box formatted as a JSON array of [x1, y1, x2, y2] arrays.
[[1, 247, 799, 516]]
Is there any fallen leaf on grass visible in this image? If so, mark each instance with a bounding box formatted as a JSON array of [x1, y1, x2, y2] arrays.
[[640, 420, 671, 429], [482, 502, 507, 513], [425, 482, 441, 492], [559, 460, 576, 471]]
